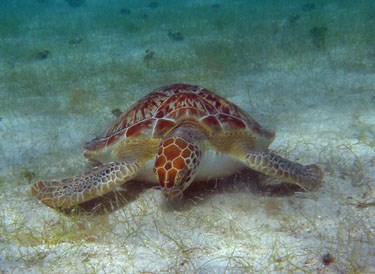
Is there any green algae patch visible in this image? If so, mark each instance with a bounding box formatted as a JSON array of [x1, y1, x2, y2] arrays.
[[0, 15, 22, 37], [67, 88, 99, 114], [8, 214, 113, 248], [194, 42, 237, 74]]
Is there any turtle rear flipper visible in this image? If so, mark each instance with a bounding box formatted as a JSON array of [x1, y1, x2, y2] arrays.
[[31, 161, 140, 209], [245, 151, 323, 190]]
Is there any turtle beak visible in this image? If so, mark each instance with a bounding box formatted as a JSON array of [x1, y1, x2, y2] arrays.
[[161, 183, 184, 200], [162, 170, 192, 200]]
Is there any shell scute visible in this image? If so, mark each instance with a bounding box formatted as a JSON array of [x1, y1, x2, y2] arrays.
[[216, 113, 247, 130], [125, 119, 154, 138], [153, 119, 176, 137], [200, 115, 221, 131], [155, 93, 213, 119]]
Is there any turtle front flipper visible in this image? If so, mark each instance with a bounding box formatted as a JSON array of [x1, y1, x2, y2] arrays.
[[245, 151, 323, 190], [31, 161, 140, 209]]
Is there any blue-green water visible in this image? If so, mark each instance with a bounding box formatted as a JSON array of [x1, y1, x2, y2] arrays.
[[0, 1, 374, 273]]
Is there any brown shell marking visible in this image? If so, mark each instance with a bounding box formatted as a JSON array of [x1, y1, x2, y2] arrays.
[[84, 84, 274, 152]]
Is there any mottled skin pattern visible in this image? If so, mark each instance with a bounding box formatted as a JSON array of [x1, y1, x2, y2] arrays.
[[31, 84, 323, 209]]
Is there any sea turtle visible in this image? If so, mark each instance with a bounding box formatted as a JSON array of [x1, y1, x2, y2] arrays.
[[31, 84, 323, 209]]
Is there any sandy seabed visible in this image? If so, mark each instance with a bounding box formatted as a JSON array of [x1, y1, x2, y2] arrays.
[[0, 0, 374, 273]]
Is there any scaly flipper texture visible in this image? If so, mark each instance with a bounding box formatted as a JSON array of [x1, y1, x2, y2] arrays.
[[245, 151, 323, 190], [31, 161, 140, 209]]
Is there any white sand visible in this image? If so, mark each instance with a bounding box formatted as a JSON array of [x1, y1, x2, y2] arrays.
[[0, 0, 374, 273]]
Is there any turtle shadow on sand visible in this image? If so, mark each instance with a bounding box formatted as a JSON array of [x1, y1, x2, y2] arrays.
[[158, 169, 319, 212], [59, 169, 318, 216], [58, 180, 152, 215]]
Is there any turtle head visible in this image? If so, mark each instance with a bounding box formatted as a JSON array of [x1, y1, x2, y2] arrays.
[[154, 136, 201, 200]]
